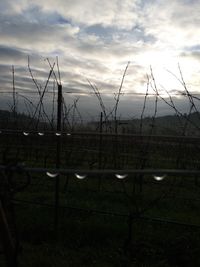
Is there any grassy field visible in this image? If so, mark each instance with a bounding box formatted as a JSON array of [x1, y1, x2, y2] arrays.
[[11, 173, 200, 267]]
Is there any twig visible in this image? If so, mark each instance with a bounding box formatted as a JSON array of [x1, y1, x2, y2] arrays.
[[140, 74, 149, 134]]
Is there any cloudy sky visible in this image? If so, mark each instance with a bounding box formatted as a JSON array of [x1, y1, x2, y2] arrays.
[[0, 0, 200, 120]]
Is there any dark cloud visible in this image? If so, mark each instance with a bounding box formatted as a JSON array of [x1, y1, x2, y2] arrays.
[[0, 45, 28, 64]]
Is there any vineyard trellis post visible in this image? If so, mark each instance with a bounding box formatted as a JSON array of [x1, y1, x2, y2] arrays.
[[54, 83, 62, 236], [99, 111, 103, 169], [98, 112, 103, 191], [0, 200, 17, 267]]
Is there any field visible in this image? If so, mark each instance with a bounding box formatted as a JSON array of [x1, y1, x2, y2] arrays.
[[1, 130, 200, 266]]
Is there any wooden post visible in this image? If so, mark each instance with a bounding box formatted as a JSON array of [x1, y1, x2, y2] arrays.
[[54, 83, 62, 235], [98, 112, 103, 191], [0, 200, 17, 267], [98, 112, 103, 169], [57, 84, 62, 135], [12, 66, 16, 115], [12, 65, 17, 130]]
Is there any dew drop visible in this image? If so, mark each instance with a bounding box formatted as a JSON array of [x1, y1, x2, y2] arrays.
[[55, 132, 61, 136], [153, 175, 166, 181], [115, 174, 128, 179], [23, 132, 29, 136], [46, 172, 59, 178], [67, 133, 71, 136], [74, 173, 87, 179], [38, 132, 44, 136]]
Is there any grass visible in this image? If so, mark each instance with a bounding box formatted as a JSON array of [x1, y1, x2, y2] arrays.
[[15, 205, 200, 266], [9, 173, 200, 266]]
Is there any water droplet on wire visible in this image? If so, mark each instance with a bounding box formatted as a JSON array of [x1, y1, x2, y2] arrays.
[[46, 172, 59, 178], [23, 132, 29, 136], [67, 133, 71, 136], [153, 175, 166, 181], [115, 174, 128, 179], [38, 132, 44, 136], [75, 173, 87, 179], [55, 132, 61, 136]]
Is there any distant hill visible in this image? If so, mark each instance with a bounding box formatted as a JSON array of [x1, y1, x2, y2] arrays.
[[88, 112, 200, 136], [0, 110, 50, 130], [130, 112, 200, 136], [1, 109, 199, 136]]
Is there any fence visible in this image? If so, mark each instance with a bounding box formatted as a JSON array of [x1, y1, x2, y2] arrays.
[[0, 130, 200, 169], [1, 131, 200, 266]]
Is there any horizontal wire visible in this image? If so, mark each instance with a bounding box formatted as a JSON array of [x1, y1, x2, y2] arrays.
[[1, 165, 200, 176], [0, 129, 200, 141], [0, 90, 200, 96]]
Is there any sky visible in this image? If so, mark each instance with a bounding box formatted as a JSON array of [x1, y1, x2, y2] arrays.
[[0, 0, 200, 121]]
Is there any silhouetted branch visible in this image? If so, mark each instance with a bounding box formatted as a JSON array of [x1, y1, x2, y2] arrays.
[[113, 61, 130, 133], [140, 74, 149, 134]]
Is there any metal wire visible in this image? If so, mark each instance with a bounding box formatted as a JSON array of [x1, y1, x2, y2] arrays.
[[0, 164, 200, 176]]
